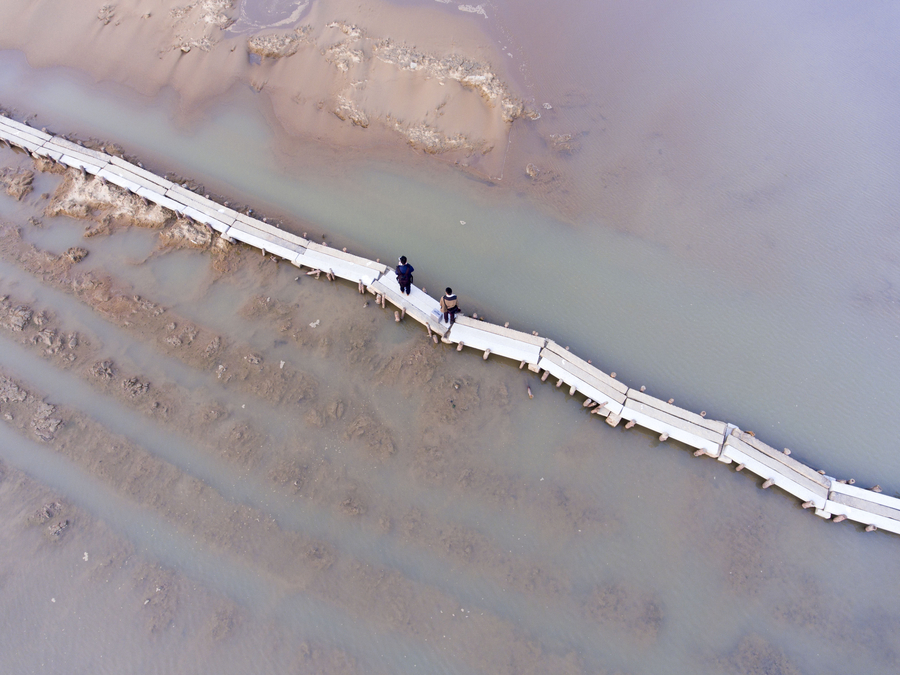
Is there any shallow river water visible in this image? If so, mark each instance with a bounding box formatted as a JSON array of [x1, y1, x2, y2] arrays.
[[1, 0, 900, 673]]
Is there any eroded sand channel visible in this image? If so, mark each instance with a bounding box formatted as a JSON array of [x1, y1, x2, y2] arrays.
[[3, 142, 900, 675]]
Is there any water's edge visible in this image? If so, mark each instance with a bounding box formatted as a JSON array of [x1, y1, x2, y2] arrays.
[[5, 110, 896, 538]]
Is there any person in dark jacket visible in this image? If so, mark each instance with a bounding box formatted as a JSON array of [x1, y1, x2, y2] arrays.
[[395, 256, 414, 295], [440, 288, 460, 324]]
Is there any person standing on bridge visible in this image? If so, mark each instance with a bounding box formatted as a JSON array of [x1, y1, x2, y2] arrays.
[[395, 256, 414, 295], [440, 288, 460, 325]]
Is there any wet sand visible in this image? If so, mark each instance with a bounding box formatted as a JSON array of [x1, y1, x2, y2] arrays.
[[0, 0, 531, 180]]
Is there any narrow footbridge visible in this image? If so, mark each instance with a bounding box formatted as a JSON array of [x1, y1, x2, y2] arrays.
[[2, 113, 897, 535]]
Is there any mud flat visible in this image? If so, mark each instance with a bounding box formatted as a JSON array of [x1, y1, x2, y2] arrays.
[[2, 124, 900, 675], [0, 140, 626, 674], [4, 112, 898, 539]]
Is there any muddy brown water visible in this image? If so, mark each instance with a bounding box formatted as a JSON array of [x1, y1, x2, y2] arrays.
[[2, 0, 900, 672], [2, 136, 900, 675]]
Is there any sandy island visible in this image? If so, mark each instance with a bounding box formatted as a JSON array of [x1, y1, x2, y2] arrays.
[[0, 0, 536, 179]]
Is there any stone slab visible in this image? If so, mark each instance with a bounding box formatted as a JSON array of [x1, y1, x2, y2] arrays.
[[722, 438, 829, 509], [296, 248, 384, 287], [99, 163, 169, 194], [43, 137, 110, 163], [58, 154, 105, 174], [109, 156, 174, 191], [369, 275, 448, 336], [0, 122, 47, 145], [625, 388, 726, 434], [452, 316, 546, 348], [828, 491, 900, 522], [725, 434, 831, 491], [165, 184, 213, 207], [823, 499, 900, 535], [181, 205, 232, 234], [304, 241, 388, 271], [444, 322, 543, 365], [537, 349, 627, 405], [621, 401, 725, 454], [227, 222, 305, 261], [0, 122, 51, 151], [1, 129, 45, 153], [234, 213, 310, 248], [542, 341, 628, 395], [0, 117, 52, 141], [96, 167, 144, 194], [136, 186, 188, 214], [828, 481, 900, 514], [536, 355, 626, 416], [34, 145, 64, 161], [29, 147, 54, 161], [41, 141, 107, 171], [167, 184, 226, 205], [622, 407, 723, 456], [166, 191, 239, 229], [732, 430, 830, 488]]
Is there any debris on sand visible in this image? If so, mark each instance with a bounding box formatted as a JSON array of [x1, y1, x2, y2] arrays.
[[1, 302, 33, 332], [547, 132, 581, 154], [171, 0, 235, 53], [32, 401, 62, 441], [64, 247, 89, 263], [122, 376, 151, 397], [98, 5, 115, 26], [247, 26, 312, 59], [91, 360, 116, 380], [48, 518, 69, 538], [30, 500, 62, 524], [374, 39, 528, 123], [158, 218, 213, 249], [46, 172, 173, 230], [0, 168, 34, 200], [333, 97, 369, 128], [0, 375, 27, 403]]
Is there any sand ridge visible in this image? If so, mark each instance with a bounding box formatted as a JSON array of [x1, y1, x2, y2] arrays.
[[0, 0, 533, 178]]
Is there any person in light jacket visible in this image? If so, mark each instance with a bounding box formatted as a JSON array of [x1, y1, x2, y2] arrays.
[[440, 287, 460, 324]]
